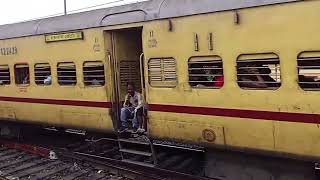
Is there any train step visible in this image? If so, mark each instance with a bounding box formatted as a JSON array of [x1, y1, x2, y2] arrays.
[[118, 138, 150, 145], [119, 148, 152, 156], [117, 134, 157, 167], [122, 159, 155, 168]]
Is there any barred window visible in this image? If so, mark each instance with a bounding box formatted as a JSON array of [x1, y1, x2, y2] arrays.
[[0, 65, 10, 85], [83, 61, 105, 86], [15, 64, 29, 85], [298, 51, 320, 91], [35, 63, 51, 85], [148, 58, 177, 87], [188, 56, 224, 89], [57, 62, 76, 86], [237, 53, 281, 90]]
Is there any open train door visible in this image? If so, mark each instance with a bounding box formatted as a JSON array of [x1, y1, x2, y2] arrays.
[[105, 28, 157, 167], [104, 28, 145, 132], [104, 31, 120, 131]]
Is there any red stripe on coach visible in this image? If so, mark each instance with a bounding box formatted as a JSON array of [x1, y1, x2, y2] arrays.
[[149, 104, 320, 124], [0, 96, 112, 108]]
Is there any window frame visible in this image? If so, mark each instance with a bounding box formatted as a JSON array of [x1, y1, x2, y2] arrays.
[[83, 61, 106, 87], [14, 63, 30, 86], [0, 65, 11, 86], [297, 51, 320, 91], [57, 62, 77, 86], [34, 63, 52, 86], [148, 57, 177, 88], [188, 56, 224, 89], [236, 53, 281, 90]]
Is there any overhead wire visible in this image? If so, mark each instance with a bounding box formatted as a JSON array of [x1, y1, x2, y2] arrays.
[[11, 0, 143, 23], [68, 0, 124, 13]]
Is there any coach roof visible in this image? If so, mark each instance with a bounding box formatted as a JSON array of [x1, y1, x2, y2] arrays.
[[0, 0, 300, 40]]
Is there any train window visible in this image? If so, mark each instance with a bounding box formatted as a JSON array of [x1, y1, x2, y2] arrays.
[[298, 51, 320, 91], [14, 64, 29, 85], [237, 53, 281, 90], [148, 58, 177, 87], [0, 65, 10, 85], [35, 63, 51, 85], [188, 56, 224, 89], [57, 62, 77, 86], [83, 61, 105, 86]]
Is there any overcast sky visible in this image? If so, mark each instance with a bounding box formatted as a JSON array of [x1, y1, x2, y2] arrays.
[[0, 0, 147, 25]]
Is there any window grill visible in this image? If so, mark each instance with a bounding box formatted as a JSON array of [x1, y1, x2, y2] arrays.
[[35, 63, 51, 85], [120, 60, 141, 89], [0, 65, 10, 85], [57, 62, 77, 86], [237, 53, 281, 90], [15, 64, 29, 85], [188, 56, 224, 89], [298, 52, 320, 91], [83, 61, 105, 86], [148, 58, 177, 87]]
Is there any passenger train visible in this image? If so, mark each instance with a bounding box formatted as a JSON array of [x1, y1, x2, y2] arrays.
[[0, 0, 319, 179]]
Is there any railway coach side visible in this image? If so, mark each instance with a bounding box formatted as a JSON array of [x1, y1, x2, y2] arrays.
[[0, 28, 114, 132], [144, 0, 320, 159], [0, 0, 318, 179]]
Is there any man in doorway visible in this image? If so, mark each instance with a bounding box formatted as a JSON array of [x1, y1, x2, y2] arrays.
[[120, 82, 145, 133]]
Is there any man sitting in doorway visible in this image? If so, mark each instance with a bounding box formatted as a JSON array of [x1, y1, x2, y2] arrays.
[[120, 82, 145, 133]]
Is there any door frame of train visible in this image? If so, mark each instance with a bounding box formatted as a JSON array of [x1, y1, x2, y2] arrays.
[[104, 27, 145, 131], [105, 31, 120, 131]]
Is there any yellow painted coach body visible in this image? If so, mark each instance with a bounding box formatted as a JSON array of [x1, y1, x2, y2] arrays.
[[144, 0, 320, 159], [0, 29, 114, 132], [0, 0, 319, 162]]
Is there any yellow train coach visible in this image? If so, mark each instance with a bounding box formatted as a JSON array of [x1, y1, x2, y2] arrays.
[[0, 0, 319, 179]]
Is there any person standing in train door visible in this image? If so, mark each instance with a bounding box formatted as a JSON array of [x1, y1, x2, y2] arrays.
[[119, 82, 144, 133]]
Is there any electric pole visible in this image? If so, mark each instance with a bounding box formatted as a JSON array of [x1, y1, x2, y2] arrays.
[[64, 0, 67, 15]]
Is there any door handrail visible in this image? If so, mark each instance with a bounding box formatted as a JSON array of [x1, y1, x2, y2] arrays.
[[107, 52, 114, 103], [139, 53, 146, 104]]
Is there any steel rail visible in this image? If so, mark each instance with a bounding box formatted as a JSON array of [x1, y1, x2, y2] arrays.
[[56, 149, 221, 180], [56, 149, 165, 180]]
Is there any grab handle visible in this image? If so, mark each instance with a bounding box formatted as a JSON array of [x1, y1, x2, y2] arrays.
[[139, 53, 146, 102]]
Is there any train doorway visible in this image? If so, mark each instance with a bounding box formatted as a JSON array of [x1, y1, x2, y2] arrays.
[[104, 28, 145, 132]]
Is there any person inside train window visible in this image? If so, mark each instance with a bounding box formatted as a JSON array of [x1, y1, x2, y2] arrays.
[[258, 66, 279, 83], [254, 66, 281, 88], [197, 65, 224, 88], [119, 82, 145, 133], [44, 75, 52, 85], [22, 74, 29, 84], [213, 66, 224, 87], [202, 66, 215, 87], [84, 76, 100, 86], [238, 65, 267, 88], [189, 63, 203, 87], [298, 71, 318, 88], [91, 79, 101, 86]]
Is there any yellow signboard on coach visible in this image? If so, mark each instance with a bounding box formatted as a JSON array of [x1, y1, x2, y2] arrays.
[[45, 32, 83, 42]]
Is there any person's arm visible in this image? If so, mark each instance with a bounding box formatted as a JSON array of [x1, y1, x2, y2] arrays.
[[243, 68, 267, 88], [134, 93, 144, 112], [196, 84, 206, 88], [254, 75, 268, 88], [123, 94, 130, 107]]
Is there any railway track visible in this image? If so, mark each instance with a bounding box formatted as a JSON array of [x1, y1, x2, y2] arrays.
[[56, 133, 209, 178], [0, 129, 219, 180], [0, 145, 135, 180], [0, 141, 198, 180]]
